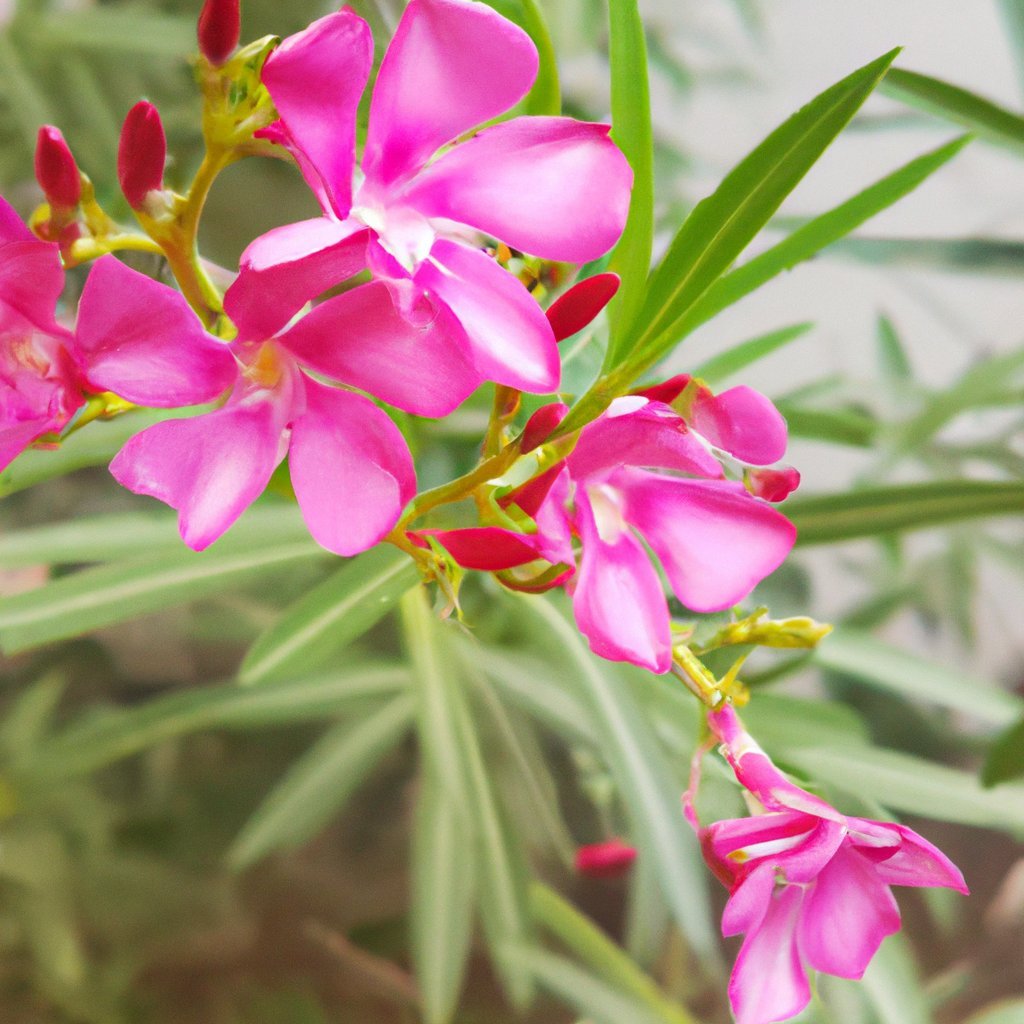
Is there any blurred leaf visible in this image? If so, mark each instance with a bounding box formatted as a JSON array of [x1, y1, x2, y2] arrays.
[[982, 716, 1024, 787], [787, 480, 1024, 545], [777, 403, 879, 447], [880, 67, 1024, 150], [861, 933, 934, 1024], [34, 9, 196, 57], [692, 322, 813, 386], [876, 314, 913, 382], [624, 848, 670, 969], [827, 234, 1024, 273], [519, 0, 560, 115], [0, 672, 66, 761], [240, 544, 420, 684], [227, 693, 416, 868], [742, 692, 872, 749], [965, 1001, 1024, 1024]]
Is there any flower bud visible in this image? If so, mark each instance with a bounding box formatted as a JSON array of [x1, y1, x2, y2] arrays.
[[545, 272, 620, 343], [34, 126, 81, 210], [748, 466, 801, 503], [575, 839, 637, 879], [118, 101, 167, 211], [197, 0, 240, 67]]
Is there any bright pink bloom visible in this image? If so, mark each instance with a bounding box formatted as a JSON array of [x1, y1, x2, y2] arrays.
[[693, 706, 968, 1024], [575, 838, 637, 879], [75, 255, 415, 555], [233, 0, 632, 411], [118, 101, 167, 211], [0, 195, 85, 472]]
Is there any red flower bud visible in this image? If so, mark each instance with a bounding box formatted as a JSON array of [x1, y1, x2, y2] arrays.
[[197, 0, 240, 67], [575, 839, 637, 879], [545, 272, 620, 343], [34, 126, 81, 210], [749, 466, 801, 503], [118, 101, 167, 210]]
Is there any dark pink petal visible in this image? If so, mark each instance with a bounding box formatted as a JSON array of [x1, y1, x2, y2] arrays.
[[617, 469, 796, 612], [729, 885, 810, 1024], [197, 0, 239, 66], [569, 398, 722, 482], [749, 466, 801, 502], [799, 845, 901, 979], [289, 380, 415, 557], [0, 195, 34, 245], [406, 117, 632, 262], [0, 239, 67, 335], [575, 839, 637, 879], [707, 811, 815, 865], [546, 274, 621, 343], [76, 255, 236, 406], [635, 373, 691, 405], [118, 102, 166, 210], [417, 240, 559, 393], [571, 490, 671, 673], [520, 402, 568, 452], [363, 0, 537, 188], [261, 10, 373, 219], [227, 218, 371, 342], [721, 861, 776, 937], [35, 126, 81, 210], [110, 398, 288, 551], [422, 526, 541, 570], [0, 418, 54, 473], [690, 384, 788, 466], [279, 280, 481, 417], [848, 819, 969, 893]]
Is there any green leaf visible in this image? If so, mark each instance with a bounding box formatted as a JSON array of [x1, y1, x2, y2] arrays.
[[861, 933, 934, 1024], [227, 693, 416, 869], [519, 0, 560, 115], [965, 1000, 1024, 1024], [691, 322, 813, 386], [604, 0, 655, 355], [776, 403, 879, 447], [0, 535, 328, 654], [881, 67, 1024, 151], [982, 717, 1024, 787], [787, 480, 1024, 545], [412, 768, 477, 1024], [30, 666, 408, 779], [814, 628, 1022, 728], [876, 314, 913, 382], [824, 234, 1024, 274], [240, 545, 420, 684], [34, 9, 196, 57]]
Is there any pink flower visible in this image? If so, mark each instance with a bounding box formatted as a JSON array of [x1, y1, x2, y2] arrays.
[[425, 391, 796, 672], [74, 255, 415, 555], [693, 706, 968, 1024], [0, 195, 85, 472], [230, 0, 632, 415]]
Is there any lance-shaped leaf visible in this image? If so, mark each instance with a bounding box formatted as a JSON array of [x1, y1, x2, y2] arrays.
[[692, 321, 813, 386], [982, 717, 1024, 788]]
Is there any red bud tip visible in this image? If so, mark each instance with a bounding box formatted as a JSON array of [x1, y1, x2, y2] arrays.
[[546, 272, 620, 343], [575, 839, 637, 879], [197, 0, 240, 66], [634, 374, 692, 405], [118, 101, 167, 210], [34, 126, 81, 210], [749, 466, 801, 503]]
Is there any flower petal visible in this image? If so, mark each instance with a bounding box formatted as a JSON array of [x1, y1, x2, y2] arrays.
[[0, 418, 53, 473], [721, 862, 777, 937], [260, 9, 373, 219], [416, 240, 559, 393], [363, 0, 537, 188], [279, 279, 481, 417], [76, 255, 235, 406], [848, 818, 969, 893], [0, 195, 35, 245], [421, 526, 541, 570], [289, 380, 415, 556], [406, 117, 632, 262], [0, 239, 66, 334], [690, 384, 788, 466], [546, 274, 620, 343]]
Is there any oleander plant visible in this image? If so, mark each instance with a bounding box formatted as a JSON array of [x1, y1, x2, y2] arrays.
[[1, 0, 1023, 1022]]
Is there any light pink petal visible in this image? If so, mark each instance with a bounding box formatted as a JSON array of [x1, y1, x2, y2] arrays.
[[616, 469, 796, 612], [421, 526, 542, 570], [546, 274, 620, 343], [289, 380, 415, 557], [729, 885, 810, 1024], [0, 418, 53, 473], [260, 10, 373, 219], [226, 218, 370, 342], [406, 117, 632, 262], [690, 385, 788, 466], [721, 863, 777, 937], [571, 490, 671, 673], [363, 0, 537, 188], [110, 395, 289, 550], [529, 467, 576, 566], [416, 240, 559, 393], [848, 819, 969, 893], [799, 844, 901, 979], [569, 398, 722, 482], [76, 255, 235, 406], [279, 279, 481, 417], [0, 239, 66, 334], [707, 811, 815, 865], [0, 195, 34, 245]]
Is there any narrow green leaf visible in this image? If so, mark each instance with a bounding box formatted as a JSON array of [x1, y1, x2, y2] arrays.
[[861, 933, 934, 1024], [876, 314, 913, 381], [777, 403, 879, 447], [35, 10, 196, 57], [519, 0, 560, 115], [825, 234, 1024, 274], [787, 480, 1024, 545], [814, 628, 1022, 728], [604, 0, 655, 353], [691, 322, 813, 386], [881, 67, 1024, 150], [982, 717, 1024, 787], [240, 545, 420, 684], [965, 1000, 1024, 1024], [228, 693, 416, 868], [0, 536, 327, 654]]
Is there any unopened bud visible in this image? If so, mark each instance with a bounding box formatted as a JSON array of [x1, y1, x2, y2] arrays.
[[575, 839, 637, 879], [197, 0, 240, 66], [34, 126, 81, 210], [748, 466, 801, 503], [118, 101, 167, 211], [545, 272, 620, 343]]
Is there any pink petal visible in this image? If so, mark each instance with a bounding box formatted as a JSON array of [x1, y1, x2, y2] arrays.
[[226, 218, 370, 342], [571, 490, 671, 673], [721, 862, 777, 937], [520, 402, 568, 452], [707, 811, 816, 865], [110, 394, 289, 551], [0, 195, 34, 245], [729, 884, 810, 1024], [416, 240, 559, 393], [616, 469, 796, 612], [76, 256, 235, 406], [406, 117, 632, 262], [260, 10, 373, 219], [635, 374, 691, 405], [749, 466, 801, 502], [363, 0, 537, 188], [690, 385, 788, 466], [0, 418, 53, 473], [546, 274, 621, 343], [421, 526, 541, 570], [848, 819, 969, 893], [279, 279, 481, 417], [288, 379, 415, 557], [799, 844, 901, 979], [0, 239, 66, 335]]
